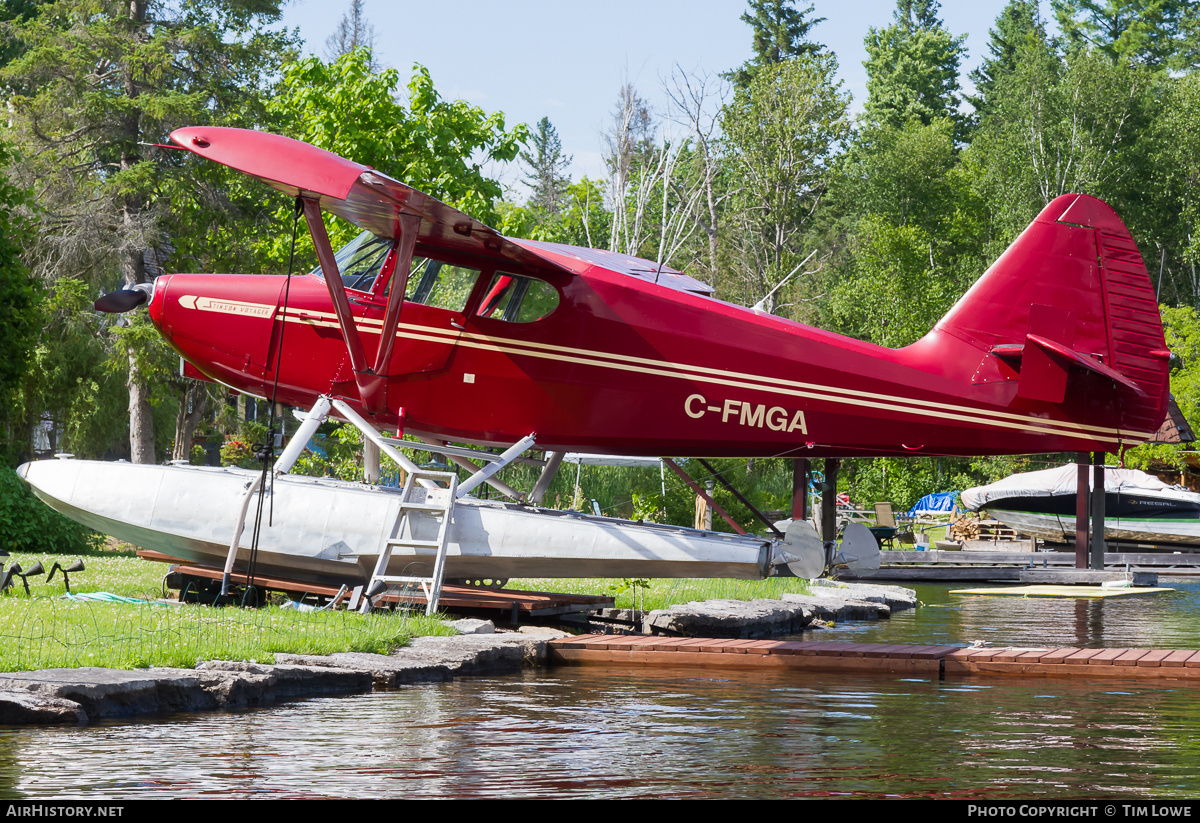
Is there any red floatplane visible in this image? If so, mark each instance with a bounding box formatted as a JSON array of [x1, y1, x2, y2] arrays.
[[18, 127, 1172, 607]]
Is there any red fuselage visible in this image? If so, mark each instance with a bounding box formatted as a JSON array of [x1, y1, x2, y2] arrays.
[[147, 225, 1165, 459]]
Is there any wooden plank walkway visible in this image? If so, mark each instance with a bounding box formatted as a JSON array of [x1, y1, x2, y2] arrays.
[[550, 636, 949, 675], [549, 635, 1200, 683], [143, 551, 613, 617]]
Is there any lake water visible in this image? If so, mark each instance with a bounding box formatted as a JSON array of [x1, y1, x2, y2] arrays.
[[4, 582, 1200, 800]]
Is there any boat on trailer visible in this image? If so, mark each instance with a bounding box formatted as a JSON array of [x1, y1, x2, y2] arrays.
[[961, 464, 1200, 546]]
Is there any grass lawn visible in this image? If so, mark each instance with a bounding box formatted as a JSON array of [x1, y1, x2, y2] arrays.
[[0, 539, 820, 672], [508, 576, 813, 611], [0, 544, 454, 672]]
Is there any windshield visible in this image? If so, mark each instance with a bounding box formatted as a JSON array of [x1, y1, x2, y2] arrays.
[[312, 231, 394, 292]]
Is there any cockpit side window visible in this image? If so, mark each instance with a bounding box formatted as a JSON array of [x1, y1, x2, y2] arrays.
[[312, 231, 395, 293], [475, 273, 560, 323], [404, 258, 482, 311]]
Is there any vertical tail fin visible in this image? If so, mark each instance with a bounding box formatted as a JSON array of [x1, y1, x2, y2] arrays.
[[931, 193, 1169, 438]]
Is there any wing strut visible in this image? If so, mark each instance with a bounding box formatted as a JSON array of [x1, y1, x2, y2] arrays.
[[301, 198, 420, 414], [372, 212, 420, 377]]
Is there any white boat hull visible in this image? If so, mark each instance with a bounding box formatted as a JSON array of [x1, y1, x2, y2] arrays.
[[18, 459, 778, 585], [963, 464, 1200, 548], [985, 508, 1200, 547]]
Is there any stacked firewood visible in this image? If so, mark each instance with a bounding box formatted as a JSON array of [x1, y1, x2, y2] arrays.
[[948, 511, 980, 541]]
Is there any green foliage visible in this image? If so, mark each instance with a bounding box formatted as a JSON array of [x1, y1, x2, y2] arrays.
[[1118, 442, 1189, 472], [1160, 305, 1200, 433], [4, 0, 296, 268], [1052, 0, 1188, 67], [969, 0, 1046, 116], [727, 0, 826, 90], [499, 177, 611, 248], [0, 469, 103, 555], [863, 0, 967, 133], [828, 217, 944, 347], [630, 493, 660, 523], [1150, 74, 1200, 303], [838, 119, 960, 230], [521, 116, 572, 215], [218, 415, 271, 469], [840, 458, 952, 512], [721, 53, 850, 313], [2, 0, 298, 463], [838, 455, 1054, 513], [0, 141, 37, 462], [966, 41, 1158, 244], [261, 49, 528, 268], [219, 438, 256, 469], [10, 278, 127, 461]]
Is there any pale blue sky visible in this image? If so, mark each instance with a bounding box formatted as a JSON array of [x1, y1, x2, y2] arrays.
[[279, 1, 1030, 189]]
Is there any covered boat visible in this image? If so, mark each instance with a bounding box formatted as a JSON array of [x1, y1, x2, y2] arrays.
[[961, 464, 1200, 546]]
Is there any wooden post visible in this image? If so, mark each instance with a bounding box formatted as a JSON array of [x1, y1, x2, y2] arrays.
[[820, 458, 840, 545], [1090, 453, 1106, 570], [1075, 452, 1089, 569], [701, 480, 715, 531], [364, 439, 380, 485], [792, 458, 809, 521]]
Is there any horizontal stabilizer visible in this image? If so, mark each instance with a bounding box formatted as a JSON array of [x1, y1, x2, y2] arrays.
[[999, 335, 1149, 403]]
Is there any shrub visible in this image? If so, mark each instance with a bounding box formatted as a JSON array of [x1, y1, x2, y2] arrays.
[[0, 468, 103, 554]]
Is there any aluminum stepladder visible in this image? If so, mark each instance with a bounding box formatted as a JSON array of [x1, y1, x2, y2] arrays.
[[220, 393, 537, 611], [362, 467, 459, 616]]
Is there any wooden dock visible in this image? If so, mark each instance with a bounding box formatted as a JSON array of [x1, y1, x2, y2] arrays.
[[833, 547, 1200, 582], [141, 551, 613, 620], [549, 635, 1200, 683]]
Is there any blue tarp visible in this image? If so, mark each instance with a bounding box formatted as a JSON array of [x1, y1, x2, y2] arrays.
[[908, 491, 959, 515]]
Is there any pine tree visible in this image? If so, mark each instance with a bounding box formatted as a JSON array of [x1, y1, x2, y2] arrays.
[[727, 0, 825, 90], [863, 0, 966, 131], [1052, 0, 1186, 67], [969, 0, 1046, 115], [521, 117, 572, 216]]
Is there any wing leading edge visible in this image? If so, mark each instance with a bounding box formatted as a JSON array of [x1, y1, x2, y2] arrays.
[[169, 127, 715, 297], [169, 126, 561, 276]]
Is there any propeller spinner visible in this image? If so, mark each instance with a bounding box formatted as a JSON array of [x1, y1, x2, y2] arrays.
[[95, 284, 153, 313]]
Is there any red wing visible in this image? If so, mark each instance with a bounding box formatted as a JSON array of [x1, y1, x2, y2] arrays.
[[169, 126, 560, 274], [169, 127, 718, 297]]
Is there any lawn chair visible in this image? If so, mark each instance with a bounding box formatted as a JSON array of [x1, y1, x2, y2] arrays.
[[868, 502, 912, 548]]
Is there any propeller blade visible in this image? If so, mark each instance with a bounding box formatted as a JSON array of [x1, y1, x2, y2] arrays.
[[777, 519, 827, 579], [94, 289, 149, 313], [834, 522, 882, 572]]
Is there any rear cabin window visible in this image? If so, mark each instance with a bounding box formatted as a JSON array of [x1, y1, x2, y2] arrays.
[[404, 258, 482, 312], [313, 231, 394, 292], [475, 273, 560, 323]]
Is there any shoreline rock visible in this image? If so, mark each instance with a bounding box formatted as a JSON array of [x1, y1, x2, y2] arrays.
[[641, 580, 918, 638], [0, 625, 564, 727], [0, 583, 918, 726]]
